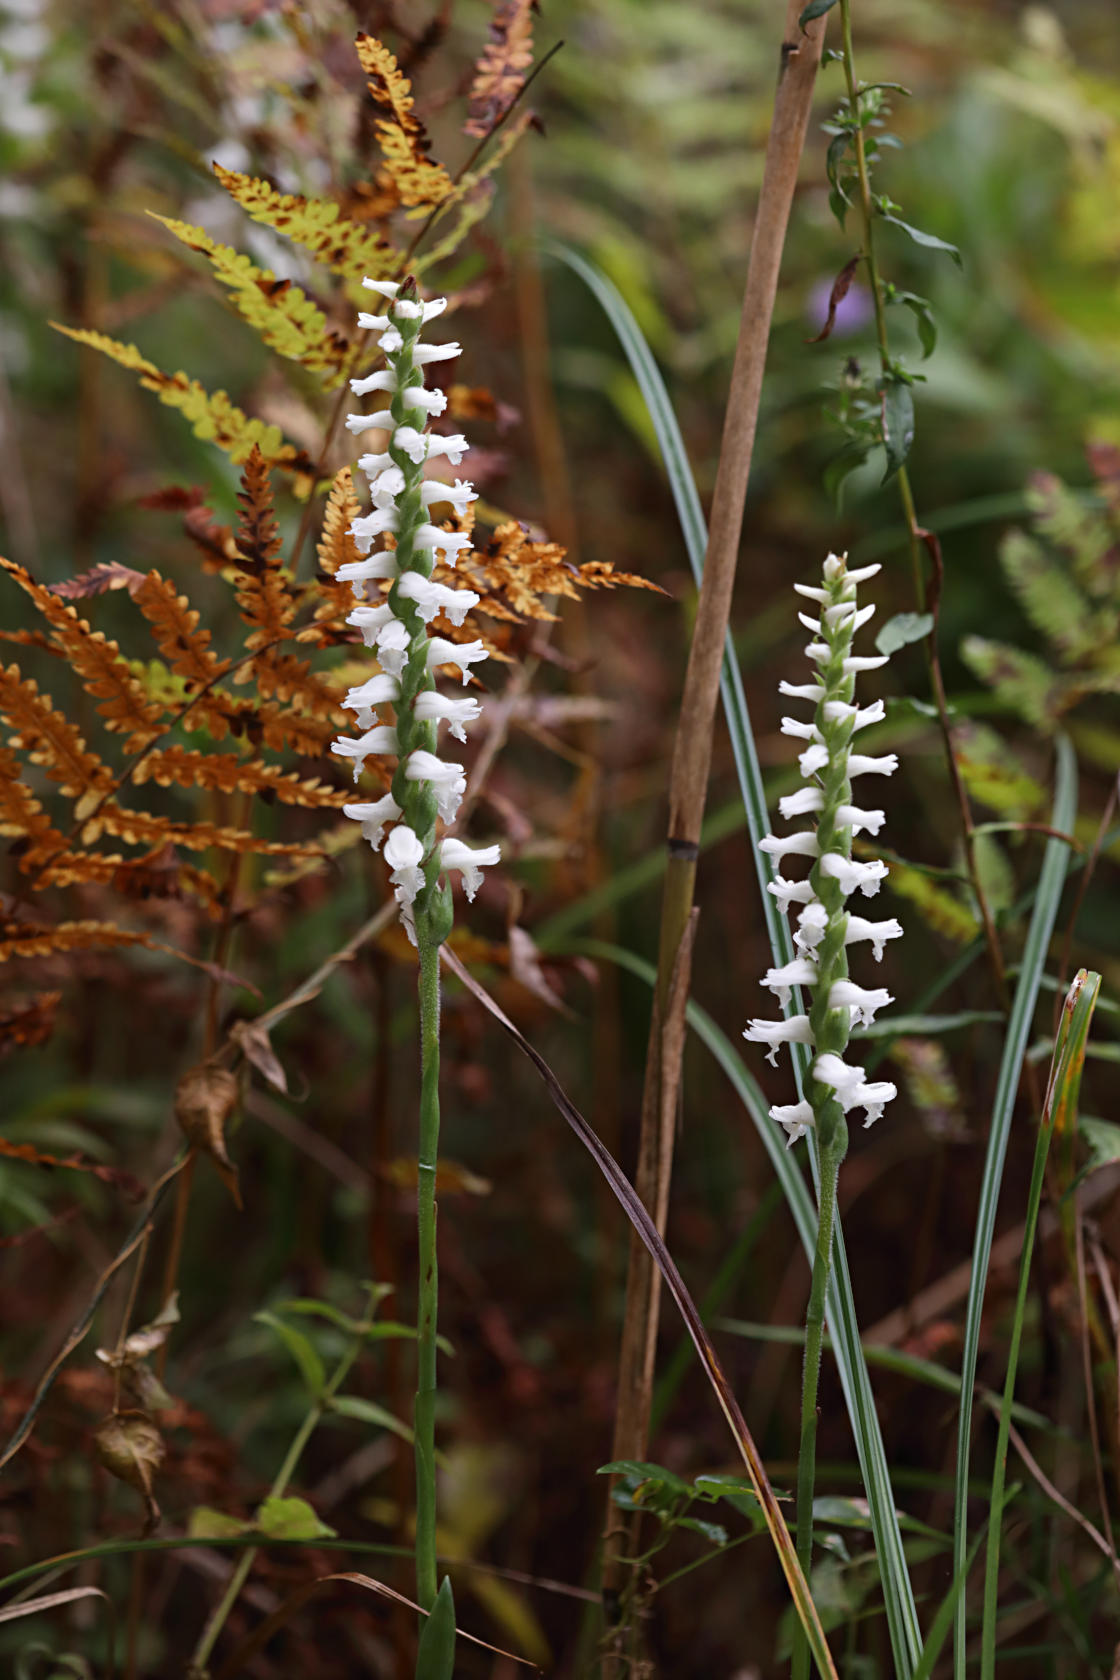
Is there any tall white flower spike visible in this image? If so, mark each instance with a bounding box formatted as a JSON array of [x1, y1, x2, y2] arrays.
[[330, 279, 501, 941], [743, 552, 900, 1144]]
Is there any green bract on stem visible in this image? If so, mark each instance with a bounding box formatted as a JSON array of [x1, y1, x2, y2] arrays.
[[743, 552, 901, 1678], [330, 278, 500, 1628]]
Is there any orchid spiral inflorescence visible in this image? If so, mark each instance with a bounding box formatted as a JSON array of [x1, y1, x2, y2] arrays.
[[331, 278, 499, 943], [744, 554, 902, 1149]]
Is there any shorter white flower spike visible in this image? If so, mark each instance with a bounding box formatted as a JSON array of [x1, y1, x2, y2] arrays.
[[743, 1014, 814, 1067], [844, 915, 904, 961], [770, 1101, 816, 1148], [440, 837, 501, 900], [827, 980, 893, 1027], [343, 793, 401, 850], [761, 957, 818, 1010]]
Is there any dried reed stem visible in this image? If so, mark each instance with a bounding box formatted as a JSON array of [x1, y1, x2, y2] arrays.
[[601, 0, 827, 1641]]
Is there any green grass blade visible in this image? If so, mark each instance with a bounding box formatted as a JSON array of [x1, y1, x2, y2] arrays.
[[979, 968, 1100, 1680], [416, 1576, 456, 1680], [546, 242, 922, 1676], [952, 732, 1078, 1676]]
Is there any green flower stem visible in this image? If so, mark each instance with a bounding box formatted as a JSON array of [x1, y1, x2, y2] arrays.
[[836, 0, 1007, 1005], [413, 913, 443, 1616], [188, 1316, 370, 1677], [794, 1131, 844, 1623]]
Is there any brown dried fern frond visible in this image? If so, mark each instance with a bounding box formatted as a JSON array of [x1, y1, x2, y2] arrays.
[[464, 1, 538, 139]]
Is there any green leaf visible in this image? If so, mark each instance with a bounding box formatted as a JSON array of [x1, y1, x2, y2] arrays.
[[187, 1506, 251, 1539], [880, 213, 963, 267], [598, 1459, 692, 1497], [881, 377, 915, 482], [1077, 1116, 1120, 1176], [875, 612, 932, 656], [254, 1495, 336, 1541], [416, 1576, 456, 1680], [823, 440, 872, 506], [277, 1299, 362, 1335], [896, 292, 937, 358], [254, 1311, 326, 1397], [799, 0, 839, 24], [677, 1515, 729, 1546], [329, 1394, 415, 1445]]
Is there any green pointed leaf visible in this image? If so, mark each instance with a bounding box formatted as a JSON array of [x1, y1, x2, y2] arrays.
[[676, 1515, 729, 1546], [799, 0, 839, 23], [881, 377, 915, 483], [255, 1495, 336, 1541], [896, 292, 937, 358], [329, 1393, 415, 1445], [880, 213, 963, 267], [254, 1311, 325, 1397], [416, 1577, 456, 1680], [875, 612, 932, 656]]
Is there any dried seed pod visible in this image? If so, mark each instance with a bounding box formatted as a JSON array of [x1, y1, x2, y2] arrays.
[[174, 1064, 242, 1207], [94, 1410, 164, 1533]]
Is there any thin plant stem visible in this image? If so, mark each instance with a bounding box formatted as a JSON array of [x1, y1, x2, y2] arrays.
[[188, 1311, 370, 1675], [792, 1138, 843, 1680], [413, 918, 443, 1616], [835, 0, 1008, 1009], [601, 1, 827, 1634]]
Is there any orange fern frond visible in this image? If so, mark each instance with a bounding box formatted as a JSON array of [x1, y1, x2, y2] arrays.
[[234, 447, 283, 575], [51, 562, 147, 599], [0, 916, 161, 963], [0, 745, 66, 864], [1, 558, 165, 753], [464, 0, 537, 138], [0, 665, 113, 807], [83, 801, 325, 858], [355, 35, 454, 211], [133, 747, 351, 809]]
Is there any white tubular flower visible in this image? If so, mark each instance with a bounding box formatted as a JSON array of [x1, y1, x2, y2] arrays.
[[828, 980, 893, 1027], [440, 837, 500, 900], [334, 281, 499, 938], [394, 573, 481, 628], [332, 724, 398, 782], [818, 854, 888, 898], [743, 1014, 814, 1067], [344, 672, 400, 728], [794, 901, 830, 954], [822, 698, 886, 730], [404, 749, 467, 823], [844, 916, 904, 961], [337, 552, 399, 596], [426, 637, 488, 682], [385, 823, 426, 909], [761, 957, 818, 1010], [835, 803, 886, 837], [413, 690, 482, 743], [767, 874, 815, 914], [344, 793, 401, 850], [770, 1101, 816, 1147], [779, 787, 824, 821], [420, 478, 477, 514], [746, 551, 901, 1147], [759, 831, 820, 867]]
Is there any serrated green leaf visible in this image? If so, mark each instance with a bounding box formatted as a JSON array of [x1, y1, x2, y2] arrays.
[[255, 1495, 336, 1541], [881, 378, 915, 482], [875, 612, 932, 656], [329, 1393, 415, 1445], [880, 213, 963, 267], [254, 1310, 326, 1397], [416, 1577, 456, 1680]]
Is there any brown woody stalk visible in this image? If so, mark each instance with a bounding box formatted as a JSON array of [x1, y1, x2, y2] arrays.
[[601, 0, 827, 1642]]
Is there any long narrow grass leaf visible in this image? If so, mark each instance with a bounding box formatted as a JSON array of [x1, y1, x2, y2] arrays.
[[952, 733, 1078, 1675]]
